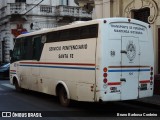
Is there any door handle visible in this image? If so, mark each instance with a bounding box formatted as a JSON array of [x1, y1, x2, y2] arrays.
[[121, 50, 127, 54], [120, 78, 126, 82]]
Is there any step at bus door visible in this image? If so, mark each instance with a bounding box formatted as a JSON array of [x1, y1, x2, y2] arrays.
[[120, 36, 140, 100]]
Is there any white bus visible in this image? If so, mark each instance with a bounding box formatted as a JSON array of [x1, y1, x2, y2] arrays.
[[10, 18, 154, 106]]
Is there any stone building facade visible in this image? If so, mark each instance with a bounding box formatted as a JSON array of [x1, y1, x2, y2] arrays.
[[0, 0, 91, 64]]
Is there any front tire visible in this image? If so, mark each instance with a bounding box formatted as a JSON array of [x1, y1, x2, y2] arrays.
[[58, 86, 70, 107], [14, 80, 21, 92]]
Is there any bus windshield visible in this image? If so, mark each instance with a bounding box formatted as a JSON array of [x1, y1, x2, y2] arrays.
[[11, 36, 43, 62]]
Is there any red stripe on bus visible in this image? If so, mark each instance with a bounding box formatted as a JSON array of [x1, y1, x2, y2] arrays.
[[19, 62, 95, 66], [139, 80, 150, 84], [108, 82, 121, 86], [10, 70, 16, 72]]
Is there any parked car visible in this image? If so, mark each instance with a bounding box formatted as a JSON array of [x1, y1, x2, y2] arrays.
[[0, 63, 10, 79]]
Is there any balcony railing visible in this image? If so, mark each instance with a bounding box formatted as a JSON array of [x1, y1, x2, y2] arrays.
[[0, 3, 26, 19], [0, 3, 91, 20], [9, 3, 27, 14], [0, 3, 55, 19], [29, 5, 56, 16], [55, 5, 91, 18]]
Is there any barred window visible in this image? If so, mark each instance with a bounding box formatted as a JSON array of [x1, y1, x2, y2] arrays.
[[40, 6, 52, 13]]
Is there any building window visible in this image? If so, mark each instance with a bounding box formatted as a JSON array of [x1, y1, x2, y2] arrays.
[[15, 0, 26, 2], [60, 0, 69, 5], [132, 8, 150, 23]]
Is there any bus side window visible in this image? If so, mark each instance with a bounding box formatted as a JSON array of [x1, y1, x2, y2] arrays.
[[47, 31, 59, 43], [12, 40, 21, 61], [89, 24, 98, 38], [80, 24, 98, 39], [32, 36, 43, 61], [59, 29, 70, 41], [80, 26, 90, 39], [24, 37, 33, 60], [70, 28, 80, 40]]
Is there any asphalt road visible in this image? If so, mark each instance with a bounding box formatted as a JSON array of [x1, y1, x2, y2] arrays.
[[0, 79, 160, 120]]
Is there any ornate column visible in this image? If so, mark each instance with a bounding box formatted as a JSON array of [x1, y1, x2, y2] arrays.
[[94, 0, 103, 18], [117, 0, 122, 17], [103, 0, 112, 18]]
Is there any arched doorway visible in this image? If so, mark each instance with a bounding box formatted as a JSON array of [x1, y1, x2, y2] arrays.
[[124, 0, 158, 24], [132, 7, 150, 23]]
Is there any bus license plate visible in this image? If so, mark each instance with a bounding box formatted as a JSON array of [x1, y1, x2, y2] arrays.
[[140, 84, 147, 90]]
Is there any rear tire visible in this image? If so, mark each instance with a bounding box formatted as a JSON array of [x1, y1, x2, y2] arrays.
[[58, 86, 70, 107]]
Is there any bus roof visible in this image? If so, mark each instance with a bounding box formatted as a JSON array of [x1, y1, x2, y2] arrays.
[[17, 18, 149, 38], [17, 20, 99, 38]]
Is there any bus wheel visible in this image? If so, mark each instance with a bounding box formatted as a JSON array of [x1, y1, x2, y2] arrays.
[[14, 80, 21, 92], [58, 86, 70, 107]]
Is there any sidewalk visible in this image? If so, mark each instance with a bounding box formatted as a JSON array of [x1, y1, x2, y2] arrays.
[[136, 95, 160, 106]]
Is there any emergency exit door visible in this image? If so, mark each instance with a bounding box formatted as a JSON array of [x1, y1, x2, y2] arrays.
[[120, 36, 140, 100]]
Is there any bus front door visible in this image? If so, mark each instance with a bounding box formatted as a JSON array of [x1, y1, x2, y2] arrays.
[[120, 36, 140, 100]]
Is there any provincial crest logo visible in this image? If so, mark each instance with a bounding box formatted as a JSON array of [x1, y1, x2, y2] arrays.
[[126, 41, 136, 61]]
